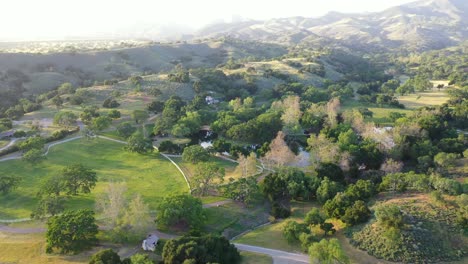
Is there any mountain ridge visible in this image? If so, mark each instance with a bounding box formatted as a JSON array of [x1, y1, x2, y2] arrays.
[[193, 0, 467, 51]]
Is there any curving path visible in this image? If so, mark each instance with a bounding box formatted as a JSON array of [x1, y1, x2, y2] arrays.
[[0, 138, 18, 151], [235, 244, 309, 264]]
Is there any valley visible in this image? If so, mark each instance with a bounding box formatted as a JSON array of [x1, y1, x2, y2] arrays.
[[0, 0, 467, 264]]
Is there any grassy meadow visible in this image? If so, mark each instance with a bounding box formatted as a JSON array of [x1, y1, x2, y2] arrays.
[[234, 201, 318, 252], [0, 138, 188, 219], [170, 156, 240, 184], [397, 90, 450, 109]]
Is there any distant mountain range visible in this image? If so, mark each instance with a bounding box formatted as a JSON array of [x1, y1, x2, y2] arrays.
[[192, 0, 468, 51]]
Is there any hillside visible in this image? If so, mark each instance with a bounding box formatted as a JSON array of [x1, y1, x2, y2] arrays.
[[195, 0, 468, 51]]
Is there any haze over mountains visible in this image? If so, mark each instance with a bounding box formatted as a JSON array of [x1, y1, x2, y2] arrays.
[[194, 0, 468, 51]]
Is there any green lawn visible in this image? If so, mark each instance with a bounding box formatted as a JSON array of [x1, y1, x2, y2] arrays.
[[240, 252, 273, 264], [234, 201, 318, 252], [397, 90, 449, 109], [204, 202, 270, 239], [171, 156, 240, 184], [0, 139, 10, 148], [341, 100, 413, 126], [0, 138, 188, 219]]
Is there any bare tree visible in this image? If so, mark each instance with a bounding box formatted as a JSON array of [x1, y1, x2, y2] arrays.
[[236, 152, 258, 178], [281, 96, 302, 134], [326, 98, 341, 127], [122, 195, 152, 238], [264, 131, 296, 168], [307, 134, 341, 166], [96, 183, 127, 228]]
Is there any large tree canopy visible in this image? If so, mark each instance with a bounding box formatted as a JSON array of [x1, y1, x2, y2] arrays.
[[46, 209, 98, 254]]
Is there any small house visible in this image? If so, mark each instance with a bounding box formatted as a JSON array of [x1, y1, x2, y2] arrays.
[[142, 234, 159, 251]]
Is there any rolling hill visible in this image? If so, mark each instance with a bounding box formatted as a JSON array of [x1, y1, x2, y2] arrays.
[[194, 0, 468, 51]]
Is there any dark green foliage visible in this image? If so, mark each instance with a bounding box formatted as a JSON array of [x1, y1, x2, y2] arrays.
[[316, 177, 343, 204], [304, 208, 324, 226], [130, 76, 143, 86], [319, 222, 336, 236], [0, 118, 13, 131], [125, 132, 154, 154], [182, 145, 209, 164], [162, 235, 241, 264], [45, 128, 79, 143], [212, 139, 231, 153], [46, 209, 98, 254], [22, 148, 46, 163], [89, 249, 121, 264], [156, 195, 205, 230], [309, 238, 349, 264], [61, 164, 97, 195], [282, 221, 308, 243], [116, 122, 137, 139], [18, 136, 45, 151], [226, 112, 282, 144], [13, 129, 26, 138], [342, 200, 371, 225], [354, 139, 384, 170], [315, 163, 344, 182], [158, 140, 181, 154], [31, 195, 65, 219], [221, 176, 262, 205], [375, 204, 404, 229], [271, 201, 291, 218], [108, 109, 121, 119], [380, 172, 461, 195], [90, 116, 112, 132], [69, 95, 84, 105], [323, 192, 352, 219], [147, 100, 165, 113], [262, 167, 317, 217], [102, 97, 120, 108], [80, 106, 100, 124], [193, 162, 225, 196], [0, 175, 20, 195]]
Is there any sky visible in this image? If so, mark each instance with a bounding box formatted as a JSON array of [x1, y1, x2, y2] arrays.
[[1, 0, 417, 40]]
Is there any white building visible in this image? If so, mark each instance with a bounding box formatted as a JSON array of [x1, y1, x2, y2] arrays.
[[142, 234, 159, 251]]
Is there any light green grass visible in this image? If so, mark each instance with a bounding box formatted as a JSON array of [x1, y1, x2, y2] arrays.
[[199, 196, 228, 204], [0, 232, 89, 264], [341, 100, 413, 125], [0, 139, 10, 148], [0, 138, 188, 219], [240, 251, 273, 264], [171, 156, 240, 183], [204, 202, 270, 239], [234, 201, 318, 252], [397, 90, 449, 109]]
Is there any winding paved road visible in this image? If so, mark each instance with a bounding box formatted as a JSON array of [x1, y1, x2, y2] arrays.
[[0, 218, 309, 263], [235, 244, 309, 264]]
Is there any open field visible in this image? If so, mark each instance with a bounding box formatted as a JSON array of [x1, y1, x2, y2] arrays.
[[341, 100, 413, 125], [397, 90, 450, 109], [0, 138, 188, 219], [0, 232, 90, 264], [171, 156, 240, 183], [240, 251, 273, 264], [234, 201, 318, 252], [204, 201, 270, 239]]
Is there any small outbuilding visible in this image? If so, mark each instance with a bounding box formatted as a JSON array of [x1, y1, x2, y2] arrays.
[[142, 234, 159, 251]]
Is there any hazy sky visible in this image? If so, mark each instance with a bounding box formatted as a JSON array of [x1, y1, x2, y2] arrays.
[[1, 0, 417, 40]]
